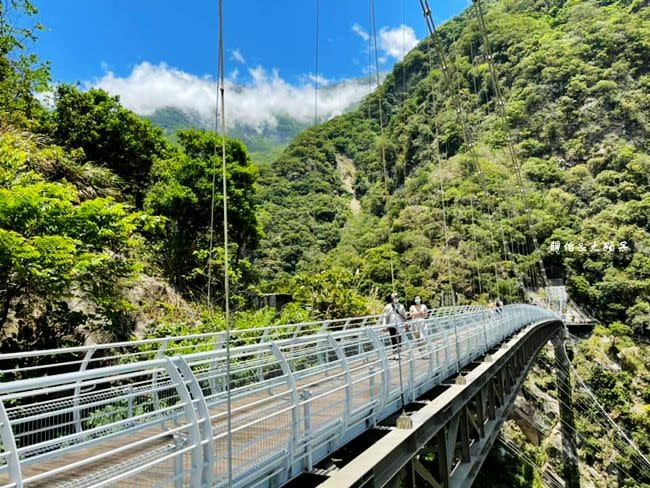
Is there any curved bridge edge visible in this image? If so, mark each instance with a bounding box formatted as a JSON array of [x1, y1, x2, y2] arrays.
[[319, 318, 564, 488]]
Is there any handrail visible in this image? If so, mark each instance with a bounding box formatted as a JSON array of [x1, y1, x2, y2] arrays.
[[0, 306, 486, 376]]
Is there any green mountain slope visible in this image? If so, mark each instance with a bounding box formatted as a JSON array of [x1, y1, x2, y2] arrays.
[[253, 0, 650, 485], [255, 0, 650, 326]]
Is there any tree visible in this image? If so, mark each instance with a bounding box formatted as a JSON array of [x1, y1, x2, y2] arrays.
[[145, 129, 260, 302], [0, 131, 145, 349], [609, 321, 633, 353], [0, 0, 50, 125], [51, 85, 169, 206], [291, 267, 368, 319]]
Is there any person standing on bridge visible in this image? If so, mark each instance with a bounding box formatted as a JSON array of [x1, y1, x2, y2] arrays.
[[409, 296, 429, 342], [382, 292, 407, 357]]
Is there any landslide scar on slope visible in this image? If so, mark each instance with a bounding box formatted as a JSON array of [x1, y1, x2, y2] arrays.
[[336, 153, 361, 215]]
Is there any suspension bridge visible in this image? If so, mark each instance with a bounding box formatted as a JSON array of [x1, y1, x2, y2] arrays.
[[0, 304, 566, 488]]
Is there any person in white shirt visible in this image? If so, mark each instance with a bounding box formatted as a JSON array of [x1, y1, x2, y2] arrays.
[[382, 292, 407, 355], [409, 296, 429, 341]]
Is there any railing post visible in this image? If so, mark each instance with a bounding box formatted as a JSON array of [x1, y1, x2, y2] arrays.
[[269, 342, 300, 474], [319, 320, 332, 333], [154, 338, 171, 411], [301, 389, 313, 470], [443, 321, 452, 376], [327, 335, 352, 430], [291, 324, 303, 343], [0, 399, 22, 488], [73, 346, 96, 434], [209, 333, 225, 397], [450, 315, 460, 373], [318, 322, 331, 374], [425, 318, 436, 382], [174, 451, 184, 488], [482, 309, 489, 354], [126, 385, 134, 426], [162, 357, 203, 488], [174, 356, 215, 487], [399, 325, 417, 400], [365, 328, 389, 415]]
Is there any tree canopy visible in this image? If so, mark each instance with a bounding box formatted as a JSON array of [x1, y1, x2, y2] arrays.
[[51, 84, 169, 206], [145, 129, 260, 303]]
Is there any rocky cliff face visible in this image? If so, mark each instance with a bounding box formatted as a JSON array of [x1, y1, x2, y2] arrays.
[[479, 332, 650, 488]]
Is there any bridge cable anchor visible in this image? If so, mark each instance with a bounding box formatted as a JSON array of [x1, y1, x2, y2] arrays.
[[396, 410, 413, 430]]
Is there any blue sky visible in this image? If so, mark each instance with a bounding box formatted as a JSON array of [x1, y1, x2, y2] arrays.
[[33, 0, 468, 127]]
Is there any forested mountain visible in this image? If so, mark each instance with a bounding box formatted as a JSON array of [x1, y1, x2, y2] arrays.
[[252, 0, 650, 485], [0, 0, 648, 486], [255, 0, 650, 331], [147, 106, 309, 166]]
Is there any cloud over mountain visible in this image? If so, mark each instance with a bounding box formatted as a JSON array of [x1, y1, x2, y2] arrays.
[[93, 62, 369, 131]]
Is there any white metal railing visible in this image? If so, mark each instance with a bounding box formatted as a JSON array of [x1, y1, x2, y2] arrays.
[[0, 304, 558, 488]]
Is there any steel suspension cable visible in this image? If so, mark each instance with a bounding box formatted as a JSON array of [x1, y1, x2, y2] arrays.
[[423, 29, 467, 364], [449, 26, 517, 297], [433, 121, 461, 367], [367, 0, 372, 119], [471, 0, 548, 289], [419, 0, 508, 298], [314, 0, 319, 126], [498, 436, 565, 488], [504, 366, 643, 485], [369, 0, 396, 294], [537, 355, 650, 477], [430, 0, 526, 296], [217, 0, 233, 484], [544, 380, 645, 481], [562, 358, 650, 470], [368, 0, 409, 414], [468, 196, 483, 295], [429, 122, 452, 304], [443, 21, 485, 305]]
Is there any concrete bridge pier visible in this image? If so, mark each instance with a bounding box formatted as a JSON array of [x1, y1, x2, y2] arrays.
[[553, 329, 580, 488]]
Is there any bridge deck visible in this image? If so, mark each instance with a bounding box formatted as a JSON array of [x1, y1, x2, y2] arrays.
[[1, 357, 435, 487]]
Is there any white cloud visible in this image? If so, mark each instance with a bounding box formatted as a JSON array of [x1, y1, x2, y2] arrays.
[[92, 62, 368, 132], [305, 73, 330, 86], [231, 49, 246, 64], [352, 23, 369, 41], [352, 23, 418, 62], [379, 25, 418, 60]]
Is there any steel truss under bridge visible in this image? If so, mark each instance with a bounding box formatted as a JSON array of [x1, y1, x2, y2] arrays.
[[0, 304, 559, 488]]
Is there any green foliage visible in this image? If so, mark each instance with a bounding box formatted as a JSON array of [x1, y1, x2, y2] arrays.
[[472, 440, 542, 488], [589, 365, 632, 411], [0, 0, 50, 126], [291, 267, 368, 319], [51, 84, 169, 206], [145, 129, 260, 303], [0, 129, 145, 350]]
